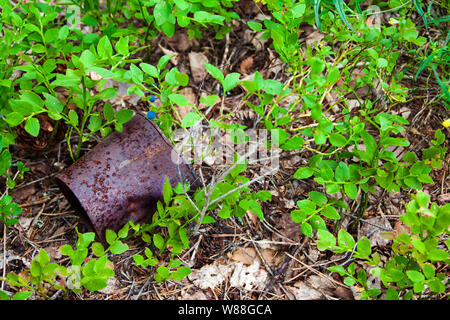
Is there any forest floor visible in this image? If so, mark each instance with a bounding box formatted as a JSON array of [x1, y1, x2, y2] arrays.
[[1, 0, 449, 300]]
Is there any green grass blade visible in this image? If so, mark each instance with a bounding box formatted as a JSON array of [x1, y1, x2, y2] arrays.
[[415, 51, 437, 81], [429, 15, 450, 25], [314, 0, 322, 31], [333, 0, 357, 33], [432, 65, 450, 106], [413, 0, 428, 30]]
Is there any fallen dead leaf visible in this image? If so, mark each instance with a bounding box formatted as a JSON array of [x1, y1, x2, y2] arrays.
[[229, 261, 268, 291], [273, 212, 302, 242], [305, 31, 325, 47], [334, 286, 355, 300], [188, 52, 209, 83], [437, 193, 450, 203], [188, 261, 233, 290], [228, 246, 282, 267], [359, 216, 392, 247], [239, 55, 254, 74], [246, 210, 259, 227], [180, 291, 209, 300], [99, 277, 119, 295], [287, 281, 324, 300], [306, 274, 336, 292], [158, 44, 178, 65], [88, 70, 102, 81], [12, 185, 36, 203], [175, 87, 195, 120], [44, 246, 63, 261], [164, 32, 192, 52]]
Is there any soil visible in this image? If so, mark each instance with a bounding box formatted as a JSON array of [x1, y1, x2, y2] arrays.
[[0, 0, 448, 301]]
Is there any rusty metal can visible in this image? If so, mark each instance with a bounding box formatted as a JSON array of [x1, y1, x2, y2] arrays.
[[56, 113, 196, 237]]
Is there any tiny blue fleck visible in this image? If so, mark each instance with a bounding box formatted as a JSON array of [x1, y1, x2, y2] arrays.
[[147, 111, 157, 120], [149, 95, 156, 103]]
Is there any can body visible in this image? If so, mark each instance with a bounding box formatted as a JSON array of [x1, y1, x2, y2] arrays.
[[56, 113, 196, 237]]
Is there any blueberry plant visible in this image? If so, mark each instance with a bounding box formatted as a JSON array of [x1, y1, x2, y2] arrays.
[[0, 0, 448, 300]]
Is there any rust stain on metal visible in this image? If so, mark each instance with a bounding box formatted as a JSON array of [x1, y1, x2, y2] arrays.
[[56, 113, 197, 238]]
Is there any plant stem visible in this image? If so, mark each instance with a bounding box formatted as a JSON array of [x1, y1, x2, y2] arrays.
[[74, 76, 89, 160]]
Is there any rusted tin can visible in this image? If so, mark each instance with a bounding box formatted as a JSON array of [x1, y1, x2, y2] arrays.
[[56, 113, 197, 238]]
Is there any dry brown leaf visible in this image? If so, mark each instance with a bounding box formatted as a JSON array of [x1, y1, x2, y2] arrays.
[[158, 44, 178, 65], [239, 55, 254, 74], [305, 31, 325, 47], [12, 185, 36, 203], [229, 261, 268, 291], [174, 87, 195, 121], [359, 216, 392, 247], [437, 193, 450, 203], [246, 210, 259, 226], [273, 213, 302, 242], [228, 246, 282, 267], [188, 52, 209, 83], [287, 282, 324, 300], [334, 286, 355, 300], [180, 291, 209, 300], [164, 32, 192, 52], [188, 261, 233, 289]]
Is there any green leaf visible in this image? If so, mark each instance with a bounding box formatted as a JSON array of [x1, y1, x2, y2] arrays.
[[181, 112, 202, 128], [12, 291, 32, 300], [105, 230, 117, 245], [248, 21, 262, 32], [109, 240, 129, 254], [344, 183, 358, 199], [153, 233, 165, 251], [281, 136, 305, 150], [427, 248, 448, 261], [140, 63, 159, 78], [335, 162, 350, 182], [171, 266, 192, 281], [327, 68, 340, 85], [204, 63, 224, 82], [294, 167, 314, 179], [201, 216, 216, 224], [115, 109, 134, 124], [301, 222, 313, 238], [322, 206, 340, 220], [103, 103, 114, 122], [68, 110, 78, 126], [309, 191, 327, 206], [223, 73, 240, 92], [317, 229, 336, 251], [169, 93, 189, 106], [97, 35, 113, 58], [116, 36, 129, 56], [356, 237, 371, 258], [404, 177, 422, 190], [200, 95, 219, 106], [256, 190, 272, 202], [5, 112, 25, 126], [25, 118, 40, 137], [377, 58, 388, 69], [385, 287, 399, 300], [406, 270, 425, 283], [91, 242, 105, 257], [157, 55, 174, 71], [157, 266, 170, 279], [88, 115, 102, 132], [130, 64, 143, 84], [337, 229, 355, 250], [43, 93, 63, 114]]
